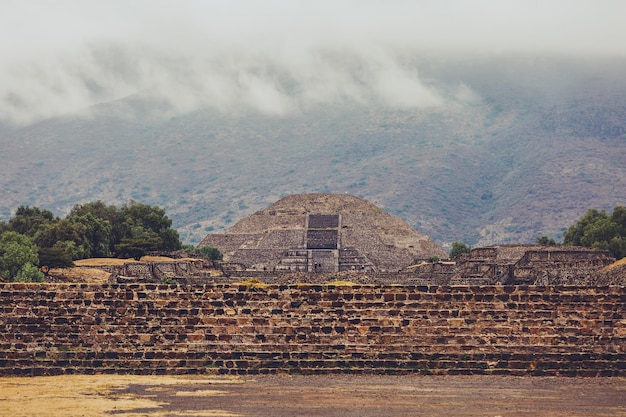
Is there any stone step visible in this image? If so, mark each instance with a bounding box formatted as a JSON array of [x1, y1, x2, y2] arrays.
[[2, 348, 625, 361], [6, 332, 621, 350], [4, 303, 622, 317], [1, 358, 624, 377], [5, 337, 626, 351], [4, 365, 621, 377]]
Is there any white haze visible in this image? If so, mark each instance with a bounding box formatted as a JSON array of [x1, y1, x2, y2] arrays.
[[1, 0, 625, 124]]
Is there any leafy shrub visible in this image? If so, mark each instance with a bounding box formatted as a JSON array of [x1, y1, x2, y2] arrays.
[[449, 241, 471, 259], [195, 245, 223, 261], [563, 206, 626, 259], [0, 231, 42, 281], [14, 263, 44, 282], [535, 235, 558, 246]]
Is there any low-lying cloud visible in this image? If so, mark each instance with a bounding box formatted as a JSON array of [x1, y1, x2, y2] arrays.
[[1, 0, 624, 124]]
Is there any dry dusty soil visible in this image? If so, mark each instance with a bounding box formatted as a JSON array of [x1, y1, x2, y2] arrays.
[[0, 374, 625, 416]]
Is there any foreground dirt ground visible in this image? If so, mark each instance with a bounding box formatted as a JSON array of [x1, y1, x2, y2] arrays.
[[0, 374, 625, 416]]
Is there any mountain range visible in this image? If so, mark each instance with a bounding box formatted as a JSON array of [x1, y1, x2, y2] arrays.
[[1, 54, 625, 249]]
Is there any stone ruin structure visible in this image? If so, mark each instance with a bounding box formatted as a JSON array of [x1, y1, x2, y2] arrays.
[[3, 283, 626, 377], [198, 193, 447, 273], [448, 244, 616, 285], [75, 257, 219, 283], [1, 199, 624, 378]]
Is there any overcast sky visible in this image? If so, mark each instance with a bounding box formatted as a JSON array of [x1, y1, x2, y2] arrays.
[[1, 0, 625, 124]]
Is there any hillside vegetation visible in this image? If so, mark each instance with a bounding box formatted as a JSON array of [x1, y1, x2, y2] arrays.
[[1, 55, 625, 247]]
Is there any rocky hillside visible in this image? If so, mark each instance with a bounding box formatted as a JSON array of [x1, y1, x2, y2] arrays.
[[1, 55, 625, 248]]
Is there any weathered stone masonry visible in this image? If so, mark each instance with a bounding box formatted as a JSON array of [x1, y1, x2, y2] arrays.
[[1, 283, 625, 376]]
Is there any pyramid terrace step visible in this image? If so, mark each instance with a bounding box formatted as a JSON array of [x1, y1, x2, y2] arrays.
[[1, 283, 625, 376]]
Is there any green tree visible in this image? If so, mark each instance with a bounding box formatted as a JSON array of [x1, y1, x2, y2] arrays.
[[159, 228, 182, 252], [563, 206, 626, 259], [114, 235, 162, 260], [7, 206, 56, 237], [181, 244, 197, 253], [3, 201, 183, 262], [68, 200, 119, 223], [0, 231, 43, 282], [196, 245, 223, 261], [580, 217, 619, 248], [449, 241, 471, 259], [14, 262, 44, 282], [69, 212, 112, 257], [607, 236, 626, 261], [118, 201, 182, 253], [68, 201, 121, 254], [612, 206, 626, 237], [535, 235, 557, 245], [38, 247, 74, 275], [63, 200, 181, 259], [563, 209, 608, 246], [34, 219, 90, 259], [51, 240, 84, 262]]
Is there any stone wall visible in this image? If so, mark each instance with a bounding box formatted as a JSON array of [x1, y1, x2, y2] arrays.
[[1, 283, 625, 377], [78, 259, 215, 282]]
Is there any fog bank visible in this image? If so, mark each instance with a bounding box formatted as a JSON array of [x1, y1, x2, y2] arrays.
[[1, 0, 624, 124]]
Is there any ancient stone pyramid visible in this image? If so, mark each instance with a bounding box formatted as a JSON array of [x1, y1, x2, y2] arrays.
[[198, 193, 447, 272]]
